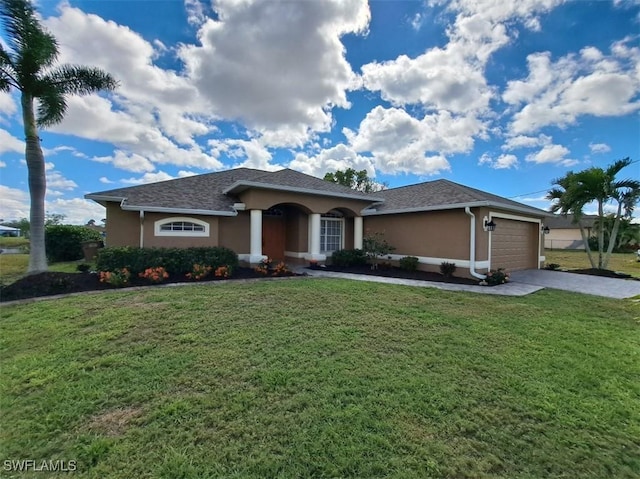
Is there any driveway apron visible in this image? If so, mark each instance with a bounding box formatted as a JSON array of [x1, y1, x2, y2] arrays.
[[509, 269, 640, 299]]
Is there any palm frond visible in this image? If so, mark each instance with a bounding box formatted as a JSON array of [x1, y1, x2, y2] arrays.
[[44, 65, 118, 95], [35, 83, 66, 127]]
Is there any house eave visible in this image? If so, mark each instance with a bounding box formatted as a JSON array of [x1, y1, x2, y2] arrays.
[[363, 201, 549, 217], [222, 180, 385, 203], [85, 194, 238, 216]]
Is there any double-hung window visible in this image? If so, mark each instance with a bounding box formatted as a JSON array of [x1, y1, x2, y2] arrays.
[[320, 212, 343, 253]]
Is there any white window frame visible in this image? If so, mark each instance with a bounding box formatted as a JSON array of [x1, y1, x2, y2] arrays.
[[320, 216, 344, 253], [154, 217, 210, 237]]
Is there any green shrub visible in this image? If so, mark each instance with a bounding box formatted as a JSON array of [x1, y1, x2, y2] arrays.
[[399, 256, 419, 271], [544, 263, 561, 271], [484, 268, 510, 286], [331, 249, 367, 267], [95, 246, 238, 275], [76, 263, 91, 272], [440, 261, 457, 278], [45, 225, 102, 262]]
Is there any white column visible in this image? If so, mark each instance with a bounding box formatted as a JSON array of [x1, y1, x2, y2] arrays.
[[305, 213, 326, 261], [249, 209, 265, 264], [353, 216, 363, 250]]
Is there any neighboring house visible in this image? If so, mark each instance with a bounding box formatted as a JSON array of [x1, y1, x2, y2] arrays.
[[544, 215, 597, 250], [0, 225, 21, 237], [86, 168, 549, 278]]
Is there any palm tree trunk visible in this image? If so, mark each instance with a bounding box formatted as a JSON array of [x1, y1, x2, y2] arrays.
[[578, 224, 597, 268], [21, 93, 48, 274], [603, 202, 623, 270], [597, 201, 604, 269]]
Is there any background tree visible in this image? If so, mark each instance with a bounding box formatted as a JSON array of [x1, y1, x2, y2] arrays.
[[0, 0, 117, 273], [323, 168, 387, 193], [547, 158, 639, 269]]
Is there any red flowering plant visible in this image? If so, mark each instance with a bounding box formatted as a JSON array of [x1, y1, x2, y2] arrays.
[[254, 257, 272, 275], [214, 265, 232, 278], [186, 264, 212, 281], [272, 261, 291, 276], [99, 268, 131, 287], [139, 266, 169, 284]]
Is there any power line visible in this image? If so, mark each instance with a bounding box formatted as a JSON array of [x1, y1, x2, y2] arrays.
[[508, 188, 549, 199]]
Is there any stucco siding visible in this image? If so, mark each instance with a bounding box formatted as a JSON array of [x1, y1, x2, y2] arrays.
[[219, 212, 250, 253], [364, 210, 470, 261], [105, 204, 139, 247], [143, 213, 219, 248]]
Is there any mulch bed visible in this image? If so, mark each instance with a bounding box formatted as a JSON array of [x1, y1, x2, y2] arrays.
[[566, 268, 638, 280], [310, 264, 479, 286], [0, 268, 301, 303]]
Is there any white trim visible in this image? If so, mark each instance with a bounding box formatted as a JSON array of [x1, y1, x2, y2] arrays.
[[384, 253, 489, 270], [139, 211, 145, 247], [354, 216, 363, 250], [125, 205, 237, 216], [250, 209, 262, 259], [154, 217, 210, 237], [362, 200, 547, 218], [284, 251, 308, 258]]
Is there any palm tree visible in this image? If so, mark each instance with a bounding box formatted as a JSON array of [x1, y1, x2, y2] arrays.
[[0, 0, 117, 273], [547, 158, 639, 269]]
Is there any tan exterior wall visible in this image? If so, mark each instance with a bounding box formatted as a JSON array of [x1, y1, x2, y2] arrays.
[[105, 203, 140, 247], [364, 209, 471, 261], [142, 213, 219, 248], [219, 212, 250, 253], [239, 189, 371, 216], [544, 229, 586, 250]]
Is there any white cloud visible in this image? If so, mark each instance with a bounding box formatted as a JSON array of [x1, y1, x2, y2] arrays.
[[0, 128, 24, 154], [589, 142, 612, 154], [46, 197, 107, 225], [0, 161, 6, 167], [119, 170, 196, 185], [208, 138, 277, 171], [92, 150, 155, 173], [290, 143, 376, 179], [504, 40, 640, 135], [99, 177, 114, 184], [47, 171, 77, 190], [0, 91, 17, 119], [525, 143, 577, 166], [343, 106, 484, 175], [184, 0, 207, 26], [502, 134, 552, 151], [0, 185, 29, 220], [410, 12, 424, 31], [178, 0, 370, 146], [478, 153, 518, 169]]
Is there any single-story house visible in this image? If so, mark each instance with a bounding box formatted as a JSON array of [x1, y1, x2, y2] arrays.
[[543, 215, 597, 250], [0, 225, 21, 237], [86, 168, 549, 278]]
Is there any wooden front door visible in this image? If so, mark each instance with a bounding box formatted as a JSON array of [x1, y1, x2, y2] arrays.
[[262, 216, 286, 261]]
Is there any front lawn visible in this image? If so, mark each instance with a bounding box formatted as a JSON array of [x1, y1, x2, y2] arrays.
[[545, 249, 640, 278], [0, 254, 90, 285], [1, 280, 638, 478]]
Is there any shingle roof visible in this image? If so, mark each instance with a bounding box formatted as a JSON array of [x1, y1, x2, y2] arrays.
[[366, 179, 549, 217], [86, 168, 381, 213], [544, 215, 598, 229]]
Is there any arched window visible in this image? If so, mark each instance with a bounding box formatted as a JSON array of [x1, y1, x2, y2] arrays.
[[154, 217, 209, 237]]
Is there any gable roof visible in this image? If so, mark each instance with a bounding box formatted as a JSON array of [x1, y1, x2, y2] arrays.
[[544, 214, 598, 229], [364, 179, 548, 217], [86, 168, 382, 215]]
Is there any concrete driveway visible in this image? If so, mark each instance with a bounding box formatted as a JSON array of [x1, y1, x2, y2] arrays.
[[509, 269, 640, 299]]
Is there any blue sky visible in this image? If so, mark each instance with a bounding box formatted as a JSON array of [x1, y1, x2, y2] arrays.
[[1, 0, 639, 224]]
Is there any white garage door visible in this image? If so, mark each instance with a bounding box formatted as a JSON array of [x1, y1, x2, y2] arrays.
[[491, 220, 538, 271]]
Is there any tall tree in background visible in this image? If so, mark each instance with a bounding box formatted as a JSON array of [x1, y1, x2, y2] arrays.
[[0, 0, 117, 273], [547, 158, 639, 269], [323, 168, 386, 193]]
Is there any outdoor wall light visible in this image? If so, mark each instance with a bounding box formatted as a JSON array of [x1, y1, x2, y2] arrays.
[[483, 217, 496, 232], [542, 225, 550, 234]]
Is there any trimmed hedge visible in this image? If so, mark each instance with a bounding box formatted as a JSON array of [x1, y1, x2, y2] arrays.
[[95, 246, 239, 275], [331, 249, 367, 267], [45, 225, 103, 262]]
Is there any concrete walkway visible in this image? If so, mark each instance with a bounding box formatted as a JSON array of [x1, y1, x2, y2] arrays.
[[301, 269, 544, 296], [509, 269, 640, 299], [300, 268, 640, 298]]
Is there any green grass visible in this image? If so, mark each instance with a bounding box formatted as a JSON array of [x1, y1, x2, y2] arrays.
[[1, 279, 638, 478], [0, 254, 91, 285], [0, 236, 29, 248], [545, 249, 640, 277]]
